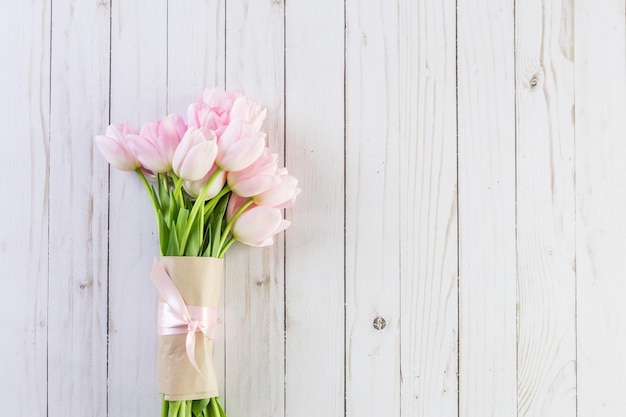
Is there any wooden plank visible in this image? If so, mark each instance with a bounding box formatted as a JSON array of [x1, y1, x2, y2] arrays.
[[0, 1, 50, 415], [167, 0, 225, 116], [398, 0, 458, 415], [108, 1, 167, 415], [284, 0, 345, 415], [344, 0, 401, 415], [224, 1, 285, 415], [166, 0, 226, 398], [48, 0, 110, 415], [457, 0, 517, 415], [515, 0, 577, 415], [575, 0, 626, 415]]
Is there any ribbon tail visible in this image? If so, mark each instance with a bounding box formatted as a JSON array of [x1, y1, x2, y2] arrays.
[[185, 330, 205, 380]]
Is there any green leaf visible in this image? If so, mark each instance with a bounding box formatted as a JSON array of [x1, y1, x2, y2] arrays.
[[175, 208, 189, 255], [167, 218, 180, 256], [157, 210, 169, 256], [209, 193, 231, 257], [202, 228, 212, 257], [158, 174, 168, 211], [184, 210, 202, 256]]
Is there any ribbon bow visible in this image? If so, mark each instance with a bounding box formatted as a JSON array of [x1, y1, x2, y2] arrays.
[[151, 259, 218, 377]]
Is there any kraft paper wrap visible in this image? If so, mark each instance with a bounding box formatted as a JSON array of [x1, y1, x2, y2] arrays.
[[157, 256, 223, 401]]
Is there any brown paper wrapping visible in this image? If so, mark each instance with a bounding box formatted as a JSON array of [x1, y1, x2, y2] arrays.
[[157, 256, 223, 401]]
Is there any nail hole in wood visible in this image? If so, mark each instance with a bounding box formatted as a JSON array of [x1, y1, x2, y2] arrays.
[[373, 316, 386, 330]]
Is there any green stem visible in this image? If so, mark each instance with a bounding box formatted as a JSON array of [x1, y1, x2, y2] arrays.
[[170, 172, 185, 208], [161, 396, 168, 417], [179, 168, 223, 254], [218, 237, 236, 258], [136, 168, 161, 225], [169, 401, 180, 417], [217, 199, 254, 253], [203, 185, 231, 217]]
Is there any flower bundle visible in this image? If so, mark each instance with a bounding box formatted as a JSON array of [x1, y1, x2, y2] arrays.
[[95, 87, 299, 417]]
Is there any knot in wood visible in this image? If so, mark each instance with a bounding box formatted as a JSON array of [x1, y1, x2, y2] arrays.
[[372, 316, 386, 330], [530, 77, 538, 88]]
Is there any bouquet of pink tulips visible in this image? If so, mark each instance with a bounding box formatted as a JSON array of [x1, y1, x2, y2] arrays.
[[95, 87, 299, 417]]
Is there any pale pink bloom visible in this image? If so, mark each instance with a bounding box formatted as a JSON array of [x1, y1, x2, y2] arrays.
[[232, 205, 290, 247], [95, 122, 141, 171], [187, 101, 229, 134], [226, 193, 249, 222], [227, 149, 280, 197], [127, 114, 186, 173], [187, 87, 241, 135], [215, 120, 266, 172], [172, 127, 218, 181], [141, 167, 158, 183], [254, 168, 301, 208], [201, 87, 240, 110], [230, 96, 267, 131], [183, 164, 227, 201]]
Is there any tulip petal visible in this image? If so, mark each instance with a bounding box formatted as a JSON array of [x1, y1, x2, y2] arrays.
[[127, 134, 170, 173], [177, 141, 218, 181], [95, 135, 140, 171], [232, 206, 282, 245], [217, 136, 265, 172], [229, 174, 280, 198]]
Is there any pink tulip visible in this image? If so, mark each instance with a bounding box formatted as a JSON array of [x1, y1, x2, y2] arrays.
[[187, 101, 229, 134], [230, 96, 267, 131], [172, 127, 218, 181], [226, 193, 249, 222], [183, 164, 227, 201], [201, 87, 240, 110], [141, 167, 158, 183], [215, 120, 266, 172], [95, 122, 141, 171], [254, 168, 301, 208], [127, 114, 186, 173], [187, 87, 241, 135], [231, 205, 290, 247], [227, 149, 280, 197]]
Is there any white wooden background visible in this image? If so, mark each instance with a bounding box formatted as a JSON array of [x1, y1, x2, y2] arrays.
[[1, 0, 625, 416]]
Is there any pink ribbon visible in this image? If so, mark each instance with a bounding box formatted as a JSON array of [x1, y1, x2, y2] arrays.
[[150, 259, 218, 378]]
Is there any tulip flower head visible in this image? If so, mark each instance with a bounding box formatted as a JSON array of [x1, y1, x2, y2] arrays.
[[95, 122, 141, 171], [227, 148, 280, 197], [215, 120, 266, 172], [172, 127, 218, 181], [183, 164, 227, 201], [127, 114, 186, 173], [253, 168, 301, 209], [231, 205, 290, 247], [230, 96, 267, 131]]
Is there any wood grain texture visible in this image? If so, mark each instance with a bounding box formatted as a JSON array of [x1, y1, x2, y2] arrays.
[[575, 0, 626, 415], [345, 0, 401, 415], [108, 1, 167, 415], [398, 0, 458, 416], [284, 0, 345, 415], [515, 0, 577, 415], [0, 1, 50, 415], [167, 0, 226, 398], [167, 0, 225, 116], [224, 1, 285, 415], [48, 0, 110, 415], [7, 2, 626, 416], [457, 0, 517, 416]]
